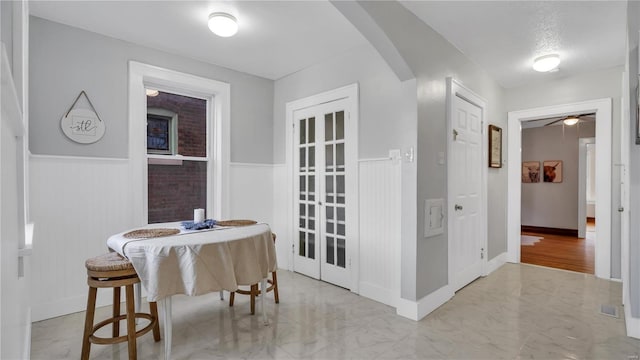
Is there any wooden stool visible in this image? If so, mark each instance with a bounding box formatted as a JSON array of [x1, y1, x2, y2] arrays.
[[229, 233, 279, 314], [81, 252, 161, 360]]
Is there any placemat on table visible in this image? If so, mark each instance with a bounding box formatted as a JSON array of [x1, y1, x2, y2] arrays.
[[123, 228, 180, 239], [216, 219, 257, 227]]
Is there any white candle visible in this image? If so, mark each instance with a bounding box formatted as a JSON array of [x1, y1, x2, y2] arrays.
[[194, 208, 205, 223]]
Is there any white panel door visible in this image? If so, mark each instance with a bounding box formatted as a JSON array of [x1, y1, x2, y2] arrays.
[[1, 39, 30, 358], [450, 95, 484, 292], [293, 99, 351, 289]]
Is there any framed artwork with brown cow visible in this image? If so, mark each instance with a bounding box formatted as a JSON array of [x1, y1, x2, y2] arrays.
[[543, 160, 563, 183]]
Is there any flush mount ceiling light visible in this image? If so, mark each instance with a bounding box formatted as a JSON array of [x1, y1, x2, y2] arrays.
[[208, 12, 238, 37], [532, 54, 560, 72], [563, 116, 579, 126], [146, 89, 159, 97]]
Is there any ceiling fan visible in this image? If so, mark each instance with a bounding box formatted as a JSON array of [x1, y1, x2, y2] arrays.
[[527, 113, 595, 127]]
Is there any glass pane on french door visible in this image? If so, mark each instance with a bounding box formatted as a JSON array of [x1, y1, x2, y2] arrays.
[[298, 116, 316, 261], [323, 111, 346, 269]]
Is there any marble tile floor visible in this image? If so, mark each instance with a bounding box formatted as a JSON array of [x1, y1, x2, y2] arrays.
[[32, 263, 640, 359]]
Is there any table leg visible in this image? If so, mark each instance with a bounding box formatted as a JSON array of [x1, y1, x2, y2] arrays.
[[260, 278, 268, 325], [134, 283, 141, 325], [161, 297, 172, 360]]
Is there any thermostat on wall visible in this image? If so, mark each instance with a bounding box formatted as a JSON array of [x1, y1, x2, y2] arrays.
[[424, 198, 444, 238]]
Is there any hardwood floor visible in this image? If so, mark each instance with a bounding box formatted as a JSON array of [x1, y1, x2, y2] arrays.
[[521, 220, 595, 274]]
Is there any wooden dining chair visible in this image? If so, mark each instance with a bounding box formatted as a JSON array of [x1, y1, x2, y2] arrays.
[[229, 232, 279, 314]]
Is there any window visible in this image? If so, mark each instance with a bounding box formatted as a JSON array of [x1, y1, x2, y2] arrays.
[[146, 91, 208, 223], [129, 61, 231, 227], [586, 143, 596, 203], [147, 107, 178, 155]]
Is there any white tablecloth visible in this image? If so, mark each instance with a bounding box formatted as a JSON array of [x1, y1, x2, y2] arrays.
[[107, 222, 277, 301]]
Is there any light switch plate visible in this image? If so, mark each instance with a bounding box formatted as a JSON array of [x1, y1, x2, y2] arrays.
[[389, 149, 401, 164]]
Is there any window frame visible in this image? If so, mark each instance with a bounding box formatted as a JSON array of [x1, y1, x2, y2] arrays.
[[129, 61, 231, 226]]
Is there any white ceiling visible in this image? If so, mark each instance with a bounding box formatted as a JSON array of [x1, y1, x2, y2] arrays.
[[29, 1, 369, 80], [400, 1, 627, 89], [30, 1, 628, 87]]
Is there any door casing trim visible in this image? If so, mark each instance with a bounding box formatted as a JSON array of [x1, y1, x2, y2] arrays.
[[507, 98, 612, 279], [578, 137, 596, 238]]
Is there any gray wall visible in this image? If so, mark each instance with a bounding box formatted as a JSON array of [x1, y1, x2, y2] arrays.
[[626, 0, 640, 318], [273, 43, 407, 162], [521, 123, 596, 229], [30, 17, 274, 163], [358, 1, 508, 300], [506, 66, 623, 279], [274, 42, 412, 297], [1, 1, 12, 70]]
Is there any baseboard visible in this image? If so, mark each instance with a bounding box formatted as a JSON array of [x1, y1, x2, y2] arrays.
[[624, 287, 640, 339], [485, 252, 507, 275], [359, 281, 395, 307], [23, 308, 31, 359], [521, 225, 578, 237], [625, 304, 640, 339], [32, 288, 131, 322], [396, 285, 453, 321]]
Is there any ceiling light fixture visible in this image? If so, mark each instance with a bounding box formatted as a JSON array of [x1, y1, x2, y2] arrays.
[[563, 117, 579, 126], [208, 12, 238, 37], [532, 54, 560, 72], [146, 89, 159, 97]]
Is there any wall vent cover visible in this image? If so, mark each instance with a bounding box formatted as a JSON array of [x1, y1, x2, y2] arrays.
[[599, 304, 619, 318]]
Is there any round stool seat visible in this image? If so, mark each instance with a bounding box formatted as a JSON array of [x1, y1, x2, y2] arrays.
[[86, 252, 137, 283], [81, 252, 161, 360], [85, 252, 134, 272]]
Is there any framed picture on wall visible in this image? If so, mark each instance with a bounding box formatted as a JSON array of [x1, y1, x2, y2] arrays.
[[543, 160, 563, 183], [522, 161, 540, 183], [488, 124, 502, 168]]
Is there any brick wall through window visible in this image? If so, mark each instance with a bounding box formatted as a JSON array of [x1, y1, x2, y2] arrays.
[[147, 92, 208, 223], [147, 91, 207, 157]]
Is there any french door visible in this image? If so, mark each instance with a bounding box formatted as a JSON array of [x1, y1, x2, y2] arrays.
[[293, 99, 352, 289]]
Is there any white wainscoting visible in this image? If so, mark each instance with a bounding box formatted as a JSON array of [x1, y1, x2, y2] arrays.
[[358, 158, 401, 307], [30, 158, 280, 321], [30, 155, 134, 321], [271, 164, 291, 271], [229, 162, 288, 266], [228, 163, 275, 225]]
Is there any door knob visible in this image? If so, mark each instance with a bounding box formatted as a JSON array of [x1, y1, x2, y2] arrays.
[[455, 204, 463, 211]]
